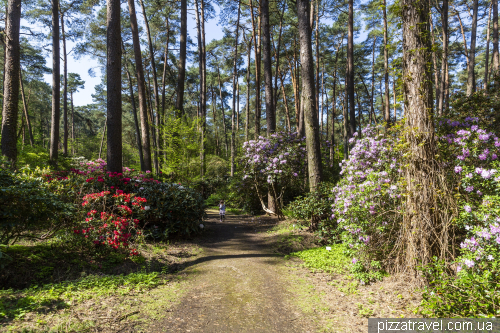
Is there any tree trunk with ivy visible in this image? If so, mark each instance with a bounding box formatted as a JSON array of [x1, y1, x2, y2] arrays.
[[400, 0, 454, 276]]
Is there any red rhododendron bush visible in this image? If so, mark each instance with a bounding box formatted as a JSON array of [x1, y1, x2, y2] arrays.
[[75, 190, 147, 256], [8, 158, 205, 256]]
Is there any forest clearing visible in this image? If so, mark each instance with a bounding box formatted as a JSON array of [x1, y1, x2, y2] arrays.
[[1, 0, 500, 331]]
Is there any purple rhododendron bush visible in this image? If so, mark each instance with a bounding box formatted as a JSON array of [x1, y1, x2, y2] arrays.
[[328, 117, 500, 316], [241, 132, 308, 218]]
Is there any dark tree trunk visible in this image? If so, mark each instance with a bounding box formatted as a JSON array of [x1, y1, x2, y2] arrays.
[[49, 0, 60, 165], [71, 92, 75, 154], [245, 34, 252, 142], [106, 0, 122, 173], [262, 0, 274, 136], [124, 52, 144, 171], [1, 0, 21, 166], [231, 0, 241, 176], [494, 0, 499, 74], [485, 3, 492, 89], [430, 12, 440, 111], [19, 70, 33, 147], [61, 13, 69, 156], [127, 0, 152, 172], [250, 1, 261, 138], [348, 0, 356, 137], [402, 0, 440, 272], [175, 0, 187, 114], [467, 0, 479, 95], [371, 36, 376, 123], [297, 0, 323, 191], [383, 0, 390, 126]]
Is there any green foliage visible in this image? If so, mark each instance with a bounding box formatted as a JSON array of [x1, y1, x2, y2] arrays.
[[0, 167, 75, 245], [285, 182, 334, 225], [0, 272, 163, 320], [290, 245, 350, 274], [160, 114, 201, 182], [137, 182, 205, 238], [350, 260, 387, 283], [421, 259, 500, 318]]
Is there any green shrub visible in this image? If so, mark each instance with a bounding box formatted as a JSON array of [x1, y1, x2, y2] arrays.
[[285, 182, 333, 226], [0, 167, 74, 245], [421, 259, 500, 317], [137, 182, 205, 238]]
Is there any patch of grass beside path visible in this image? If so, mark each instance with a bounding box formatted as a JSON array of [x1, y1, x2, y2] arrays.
[[289, 245, 350, 275], [0, 272, 165, 320]]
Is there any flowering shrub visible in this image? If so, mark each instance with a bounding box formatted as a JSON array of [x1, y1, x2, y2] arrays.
[[421, 118, 500, 317], [241, 132, 307, 216], [74, 190, 147, 255], [326, 126, 403, 281]]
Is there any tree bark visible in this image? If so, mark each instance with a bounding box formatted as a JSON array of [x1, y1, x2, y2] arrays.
[[485, 3, 492, 89], [371, 36, 376, 123], [250, 0, 261, 138], [245, 34, 252, 142], [61, 13, 69, 156], [231, 0, 241, 176], [347, 0, 356, 137], [438, 0, 448, 113], [402, 0, 440, 272], [297, 0, 323, 191], [106, 0, 122, 173], [123, 46, 144, 171], [49, 0, 60, 165], [1, 0, 20, 166], [217, 66, 228, 156], [127, 0, 152, 172], [175, 0, 187, 115], [139, 0, 161, 172], [383, 0, 390, 126], [467, 0, 479, 95], [430, 12, 440, 112], [494, 0, 499, 74], [19, 70, 33, 147]]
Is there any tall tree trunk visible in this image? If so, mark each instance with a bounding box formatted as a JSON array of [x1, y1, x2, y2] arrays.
[[61, 13, 69, 156], [467, 0, 479, 95], [402, 0, 439, 272], [99, 119, 107, 160], [231, 0, 241, 176], [315, 0, 320, 121], [49, 0, 60, 165], [330, 64, 337, 162], [430, 12, 440, 110], [371, 36, 376, 123], [127, 0, 152, 172], [348, 0, 356, 136], [71, 92, 75, 154], [494, 0, 499, 75], [1, 0, 20, 166], [106, 0, 122, 173], [343, 64, 349, 159], [195, 0, 207, 178], [175, 0, 187, 114], [139, 0, 161, 172], [278, 68, 291, 131], [19, 70, 33, 147], [211, 86, 220, 156], [217, 66, 228, 156], [123, 52, 144, 170], [485, 3, 493, 89], [438, 0, 448, 114], [161, 17, 170, 116], [245, 35, 252, 142], [383, 0, 390, 126], [297, 0, 323, 191], [250, 0, 261, 138]]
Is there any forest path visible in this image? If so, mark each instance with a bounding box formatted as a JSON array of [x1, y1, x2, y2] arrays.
[[148, 210, 318, 332]]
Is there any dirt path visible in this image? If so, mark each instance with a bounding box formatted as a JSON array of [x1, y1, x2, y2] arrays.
[[148, 211, 318, 333]]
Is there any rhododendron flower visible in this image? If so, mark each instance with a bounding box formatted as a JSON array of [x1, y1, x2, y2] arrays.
[[464, 259, 475, 268], [352, 258, 358, 264], [464, 205, 472, 213]]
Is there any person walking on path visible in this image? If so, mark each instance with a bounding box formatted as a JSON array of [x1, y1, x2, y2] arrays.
[[219, 200, 226, 222]]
